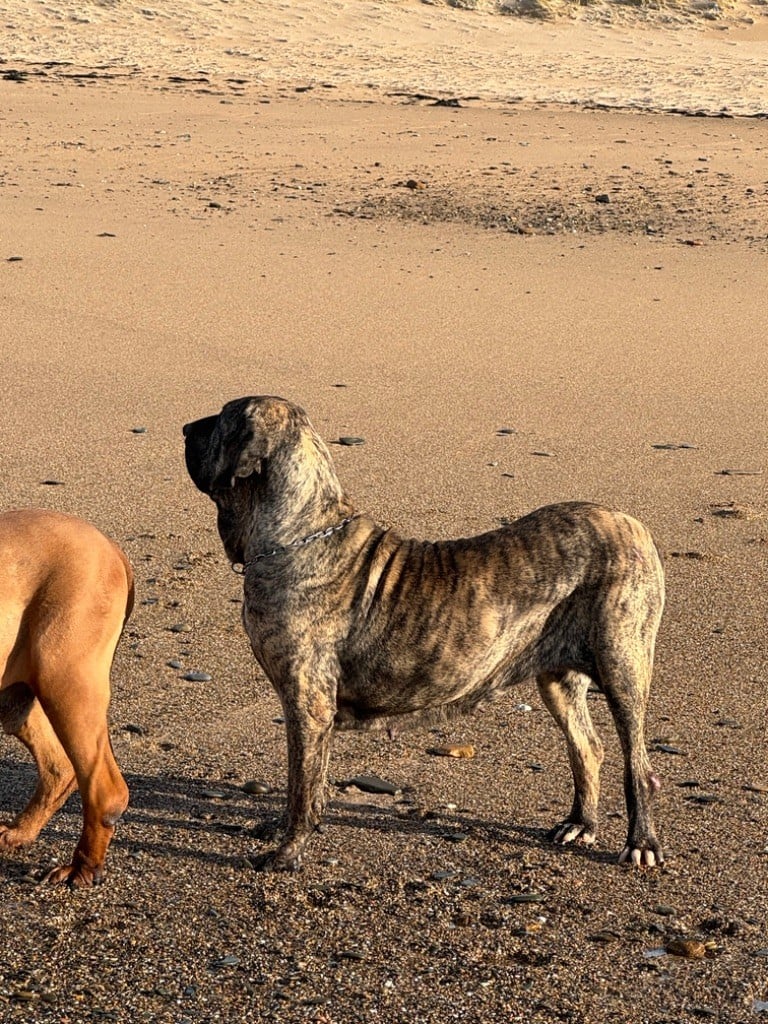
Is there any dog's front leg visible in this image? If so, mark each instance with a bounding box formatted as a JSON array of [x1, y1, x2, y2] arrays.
[[257, 670, 337, 873]]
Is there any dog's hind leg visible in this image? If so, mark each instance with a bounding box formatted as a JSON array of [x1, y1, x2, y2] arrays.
[[257, 671, 336, 873], [34, 666, 129, 887], [537, 671, 604, 848], [597, 650, 663, 867], [0, 683, 77, 849]]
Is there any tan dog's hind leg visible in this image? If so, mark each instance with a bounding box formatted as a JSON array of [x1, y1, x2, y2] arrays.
[[538, 671, 604, 848], [36, 667, 129, 887], [0, 689, 77, 848]]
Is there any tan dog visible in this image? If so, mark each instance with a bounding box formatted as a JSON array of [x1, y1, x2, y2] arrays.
[[184, 397, 666, 873], [0, 509, 132, 886]]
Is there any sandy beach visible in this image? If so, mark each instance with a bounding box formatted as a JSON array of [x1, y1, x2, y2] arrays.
[[1, 2, 767, 1021]]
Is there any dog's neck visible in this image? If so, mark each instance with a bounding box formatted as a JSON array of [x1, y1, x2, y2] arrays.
[[244, 424, 356, 558]]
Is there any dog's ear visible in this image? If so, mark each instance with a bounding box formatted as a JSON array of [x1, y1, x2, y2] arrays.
[[185, 397, 295, 495], [209, 397, 293, 491], [222, 401, 269, 484]]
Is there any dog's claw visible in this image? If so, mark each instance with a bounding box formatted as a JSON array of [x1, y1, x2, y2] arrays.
[[550, 821, 596, 847], [618, 845, 663, 868]]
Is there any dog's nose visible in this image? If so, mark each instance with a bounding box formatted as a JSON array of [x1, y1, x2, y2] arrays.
[[182, 423, 191, 437]]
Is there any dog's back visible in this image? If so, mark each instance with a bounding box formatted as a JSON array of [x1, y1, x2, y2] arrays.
[[333, 501, 664, 720]]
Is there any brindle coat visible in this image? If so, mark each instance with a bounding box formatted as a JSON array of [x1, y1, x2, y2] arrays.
[[184, 396, 666, 872], [0, 510, 132, 886]]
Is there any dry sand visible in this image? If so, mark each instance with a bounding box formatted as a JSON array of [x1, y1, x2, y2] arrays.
[[1, 2, 768, 1022]]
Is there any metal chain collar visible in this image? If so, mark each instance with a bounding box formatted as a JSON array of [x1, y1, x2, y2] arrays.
[[231, 513, 361, 575]]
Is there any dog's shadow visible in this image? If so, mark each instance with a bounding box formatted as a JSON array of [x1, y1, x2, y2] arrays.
[[0, 757, 613, 881]]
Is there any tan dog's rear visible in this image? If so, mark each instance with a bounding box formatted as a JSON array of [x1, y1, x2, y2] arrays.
[[0, 509, 132, 886]]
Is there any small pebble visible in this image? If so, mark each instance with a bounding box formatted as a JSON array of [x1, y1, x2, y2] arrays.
[[182, 670, 212, 682], [121, 724, 145, 736], [131, 426, 147, 434], [347, 774, 400, 796], [337, 436, 365, 446], [443, 832, 469, 843], [655, 743, 685, 755], [507, 893, 547, 905], [665, 938, 707, 959], [166, 659, 183, 669], [651, 442, 697, 450], [426, 744, 475, 759], [242, 780, 271, 795], [169, 623, 192, 633], [212, 955, 240, 968], [710, 504, 744, 520]]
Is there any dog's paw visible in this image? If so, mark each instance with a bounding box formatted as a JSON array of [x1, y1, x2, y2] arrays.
[[42, 862, 104, 888], [618, 844, 664, 869], [0, 824, 37, 850], [549, 821, 597, 847], [248, 846, 303, 873]]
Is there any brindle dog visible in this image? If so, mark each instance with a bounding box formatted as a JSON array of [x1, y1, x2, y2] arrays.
[[184, 396, 665, 873], [0, 510, 132, 886]]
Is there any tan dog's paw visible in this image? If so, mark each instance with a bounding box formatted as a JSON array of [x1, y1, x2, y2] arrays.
[[42, 861, 104, 888], [0, 823, 38, 849]]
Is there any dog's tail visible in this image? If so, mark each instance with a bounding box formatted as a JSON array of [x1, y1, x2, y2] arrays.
[[119, 548, 135, 626]]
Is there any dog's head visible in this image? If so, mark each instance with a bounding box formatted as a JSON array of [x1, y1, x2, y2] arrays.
[[183, 396, 343, 565]]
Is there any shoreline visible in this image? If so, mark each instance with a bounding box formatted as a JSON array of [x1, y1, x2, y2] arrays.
[[2, 0, 768, 117]]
